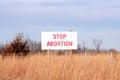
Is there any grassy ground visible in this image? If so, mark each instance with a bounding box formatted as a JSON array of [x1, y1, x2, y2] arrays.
[[0, 53, 120, 80]]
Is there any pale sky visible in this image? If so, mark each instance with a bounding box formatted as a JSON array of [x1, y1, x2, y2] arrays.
[[0, 0, 120, 51]]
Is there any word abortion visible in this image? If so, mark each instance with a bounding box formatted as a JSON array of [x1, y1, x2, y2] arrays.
[[47, 41, 73, 46]]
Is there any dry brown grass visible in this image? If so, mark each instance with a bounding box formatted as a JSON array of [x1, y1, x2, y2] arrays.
[[0, 53, 120, 80]]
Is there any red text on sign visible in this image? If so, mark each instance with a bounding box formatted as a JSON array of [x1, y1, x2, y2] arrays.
[[53, 34, 66, 39]]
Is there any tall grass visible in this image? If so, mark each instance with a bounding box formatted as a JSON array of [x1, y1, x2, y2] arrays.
[[0, 53, 120, 80]]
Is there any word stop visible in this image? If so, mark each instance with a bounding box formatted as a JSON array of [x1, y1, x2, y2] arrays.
[[53, 34, 66, 39]]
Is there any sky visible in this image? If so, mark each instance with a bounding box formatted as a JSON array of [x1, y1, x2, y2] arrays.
[[0, 0, 120, 51]]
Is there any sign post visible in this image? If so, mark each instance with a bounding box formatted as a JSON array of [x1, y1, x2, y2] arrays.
[[47, 49, 50, 61], [69, 29, 73, 58]]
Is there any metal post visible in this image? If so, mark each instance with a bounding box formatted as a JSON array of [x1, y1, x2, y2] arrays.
[[110, 51, 113, 79], [85, 51, 87, 65], [84, 50, 87, 80]]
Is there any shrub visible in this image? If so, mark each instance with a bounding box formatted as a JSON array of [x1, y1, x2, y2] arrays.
[[3, 33, 30, 56]]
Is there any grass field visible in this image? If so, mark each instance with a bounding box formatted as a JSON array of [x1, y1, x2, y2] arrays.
[[0, 53, 120, 80]]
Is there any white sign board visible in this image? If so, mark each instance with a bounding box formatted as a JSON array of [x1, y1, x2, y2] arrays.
[[41, 32, 77, 50]]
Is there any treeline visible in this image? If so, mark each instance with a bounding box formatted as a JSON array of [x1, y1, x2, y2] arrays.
[[0, 33, 118, 56]]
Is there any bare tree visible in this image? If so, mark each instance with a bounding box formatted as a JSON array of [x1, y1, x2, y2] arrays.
[[28, 39, 42, 53], [93, 39, 103, 53]]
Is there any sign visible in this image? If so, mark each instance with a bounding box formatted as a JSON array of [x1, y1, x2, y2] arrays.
[[41, 32, 77, 50]]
